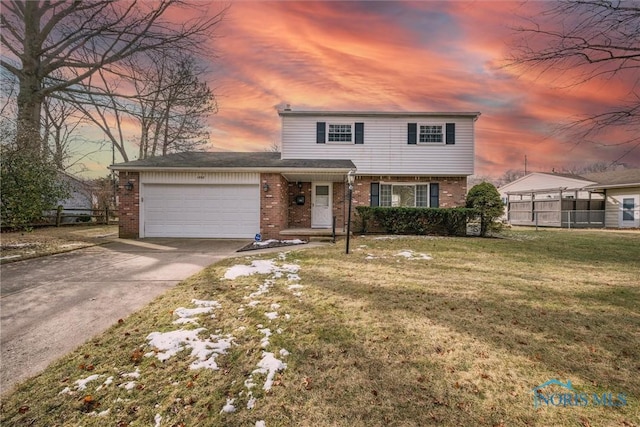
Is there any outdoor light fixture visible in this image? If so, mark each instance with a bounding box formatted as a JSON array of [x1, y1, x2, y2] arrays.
[[263, 183, 270, 192], [345, 169, 356, 254], [124, 180, 134, 191]]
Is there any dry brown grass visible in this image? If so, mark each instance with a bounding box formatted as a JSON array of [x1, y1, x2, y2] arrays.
[[1, 228, 638, 426], [0, 225, 118, 263]]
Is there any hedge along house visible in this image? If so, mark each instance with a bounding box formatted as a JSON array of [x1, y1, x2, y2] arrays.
[[110, 108, 480, 240]]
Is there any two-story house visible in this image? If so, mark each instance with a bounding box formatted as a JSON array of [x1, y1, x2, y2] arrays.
[[111, 108, 480, 239]]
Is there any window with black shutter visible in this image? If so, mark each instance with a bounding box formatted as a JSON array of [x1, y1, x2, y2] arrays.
[[429, 183, 440, 207], [355, 122, 364, 144], [316, 122, 326, 144], [445, 123, 455, 145], [370, 182, 380, 206], [407, 123, 417, 144]]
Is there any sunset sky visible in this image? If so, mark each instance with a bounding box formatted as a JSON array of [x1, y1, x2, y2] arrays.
[[86, 0, 640, 179]]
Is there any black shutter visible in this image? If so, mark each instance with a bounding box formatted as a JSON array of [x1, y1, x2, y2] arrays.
[[408, 123, 417, 144], [316, 122, 326, 144], [370, 182, 380, 206], [355, 122, 364, 144], [429, 183, 439, 208], [445, 123, 455, 145]]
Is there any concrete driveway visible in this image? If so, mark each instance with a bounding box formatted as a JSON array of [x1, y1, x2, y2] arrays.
[[0, 238, 249, 395]]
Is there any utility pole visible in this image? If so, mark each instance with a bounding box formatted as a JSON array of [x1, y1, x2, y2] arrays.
[[524, 155, 528, 175]]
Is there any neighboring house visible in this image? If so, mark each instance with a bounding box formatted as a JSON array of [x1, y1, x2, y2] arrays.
[[110, 109, 481, 239], [498, 172, 597, 203], [498, 170, 640, 228], [582, 169, 640, 228], [56, 171, 93, 219]]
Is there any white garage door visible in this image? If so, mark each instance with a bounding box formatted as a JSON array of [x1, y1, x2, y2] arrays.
[[143, 184, 260, 238]]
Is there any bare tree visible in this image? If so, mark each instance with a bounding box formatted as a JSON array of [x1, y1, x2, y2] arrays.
[[496, 169, 526, 187], [132, 53, 216, 159], [0, 0, 226, 155], [507, 1, 640, 159]]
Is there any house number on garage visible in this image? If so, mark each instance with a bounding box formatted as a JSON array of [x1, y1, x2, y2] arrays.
[[196, 175, 205, 179]]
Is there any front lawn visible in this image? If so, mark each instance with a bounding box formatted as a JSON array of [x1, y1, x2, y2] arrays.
[[1, 229, 638, 426]]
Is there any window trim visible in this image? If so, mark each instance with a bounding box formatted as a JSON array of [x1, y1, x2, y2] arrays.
[[327, 123, 354, 144], [418, 123, 445, 144], [379, 182, 432, 207]]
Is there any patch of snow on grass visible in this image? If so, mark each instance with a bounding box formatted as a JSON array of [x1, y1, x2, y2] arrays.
[[145, 328, 234, 370], [224, 260, 278, 279], [256, 421, 266, 427], [279, 348, 290, 357], [247, 393, 256, 409], [96, 376, 114, 391], [220, 398, 236, 413], [120, 381, 136, 390], [287, 284, 303, 290], [395, 250, 433, 260], [247, 300, 260, 307], [75, 374, 102, 391], [154, 413, 162, 427], [258, 327, 272, 348], [265, 311, 278, 320], [253, 352, 287, 391], [122, 368, 140, 378]]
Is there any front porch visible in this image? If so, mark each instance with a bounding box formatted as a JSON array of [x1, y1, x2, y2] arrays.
[[280, 227, 348, 241]]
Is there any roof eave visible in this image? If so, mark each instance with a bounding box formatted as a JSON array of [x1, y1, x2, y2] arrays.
[[109, 166, 355, 174], [278, 110, 481, 119], [586, 182, 640, 190]]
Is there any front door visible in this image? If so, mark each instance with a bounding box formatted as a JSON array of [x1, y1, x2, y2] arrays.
[[312, 183, 332, 228]]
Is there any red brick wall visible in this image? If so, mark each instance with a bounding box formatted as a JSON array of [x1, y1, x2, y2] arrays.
[[260, 173, 289, 239], [351, 175, 467, 209], [118, 171, 140, 238], [288, 182, 312, 228]]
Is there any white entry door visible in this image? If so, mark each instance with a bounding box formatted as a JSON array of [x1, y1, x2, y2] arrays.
[[619, 195, 640, 228], [312, 183, 332, 228]]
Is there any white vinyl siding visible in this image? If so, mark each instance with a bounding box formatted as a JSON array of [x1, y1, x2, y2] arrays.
[[281, 115, 475, 175], [604, 188, 640, 228]]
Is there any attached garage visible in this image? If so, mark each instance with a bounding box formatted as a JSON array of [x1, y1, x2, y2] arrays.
[[111, 152, 356, 240], [142, 184, 259, 238]]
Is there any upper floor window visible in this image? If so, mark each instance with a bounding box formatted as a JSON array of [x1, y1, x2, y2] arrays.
[[419, 125, 443, 143], [328, 124, 352, 142], [408, 122, 455, 144], [317, 122, 364, 144]]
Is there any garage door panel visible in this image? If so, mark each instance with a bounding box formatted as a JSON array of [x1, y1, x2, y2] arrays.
[[143, 184, 259, 238]]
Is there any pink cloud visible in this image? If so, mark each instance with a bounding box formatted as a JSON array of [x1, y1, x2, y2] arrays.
[[198, 1, 640, 177]]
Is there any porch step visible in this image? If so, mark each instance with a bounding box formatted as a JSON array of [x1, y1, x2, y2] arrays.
[[279, 228, 347, 241]]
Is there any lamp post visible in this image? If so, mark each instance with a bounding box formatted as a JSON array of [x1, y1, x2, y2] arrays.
[[346, 169, 355, 254]]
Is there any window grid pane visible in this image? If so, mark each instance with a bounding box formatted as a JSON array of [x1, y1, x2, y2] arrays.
[[380, 184, 392, 206], [419, 125, 443, 143], [328, 124, 352, 142], [416, 185, 428, 207], [392, 185, 416, 207]]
